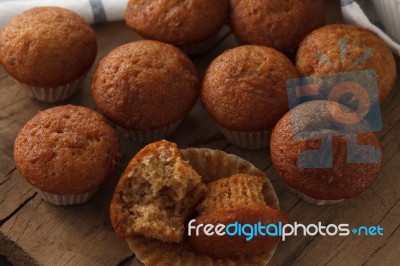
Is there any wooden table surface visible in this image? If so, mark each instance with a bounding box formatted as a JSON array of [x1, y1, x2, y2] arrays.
[[1, 1, 399, 265]]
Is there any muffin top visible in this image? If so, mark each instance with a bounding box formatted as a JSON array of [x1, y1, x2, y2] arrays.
[[14, 105, 120, 195], [189, 204, 288, 258], [270, 100, 382, 200], [230, 0, 326, 54], [296, 24, 396, 103], [0, 7, 97, 87], [201, 45, 299, 132], [91, 40, 200, 130], [125, 0, 228, 45]]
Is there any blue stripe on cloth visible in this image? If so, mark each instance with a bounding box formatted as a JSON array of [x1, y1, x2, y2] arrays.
[[89, 0, 107, 23], [341, 0, 355, 6]]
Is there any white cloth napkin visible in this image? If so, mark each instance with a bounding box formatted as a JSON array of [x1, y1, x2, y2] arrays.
[[0, 0, 128, 29], [341, 0, 400, 55]]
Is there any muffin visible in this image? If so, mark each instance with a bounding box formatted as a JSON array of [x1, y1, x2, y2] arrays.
[[296, 24, 397, 103], [196, 174, 267, 214], [270, 100, 383, 205], [0, 7, 97, 102], [230, 0, 326, 54], [91, 40, 200, 143], [125, 147, 281, 265], [14, 105, 120, 205], [189, 174, 288, 258], [201, 45, 299, 149], [125, 0, 228, 54], [110, 140, 207, 243]]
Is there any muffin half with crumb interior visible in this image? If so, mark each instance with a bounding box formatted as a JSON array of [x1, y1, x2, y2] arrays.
[[110, 140, 207, 243]]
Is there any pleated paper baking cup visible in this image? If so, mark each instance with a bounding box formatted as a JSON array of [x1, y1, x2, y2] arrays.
[[36, 189, 98, 206], [218, 126, 271, 150], [288, 187, 344, 206], [118, 120, 182, 143], [373, 0, 400, 42], [127, 148, 280, 266], [179, 35, 218, 55], [18, 74, 86, 103]]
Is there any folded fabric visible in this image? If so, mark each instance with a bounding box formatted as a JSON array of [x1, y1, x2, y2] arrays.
[[341, 0, 400, 55], [0, 0, 128, 29]]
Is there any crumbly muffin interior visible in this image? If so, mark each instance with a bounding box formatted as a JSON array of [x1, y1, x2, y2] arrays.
[[196, 174, 266, 215], [116, 144, 207, 243]]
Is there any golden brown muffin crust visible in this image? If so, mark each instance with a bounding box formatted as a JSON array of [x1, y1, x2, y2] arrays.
[[201, 45, 299, 131], [0, 7, 98, 87], [270, 100, 382, 200], [189, 204, 288, 258], [296, 24, 396, 103], [230, 0, 326, 54], [125, 0, 228, 45], [14, 105, 120, 195], [91, 40, 200, 130]]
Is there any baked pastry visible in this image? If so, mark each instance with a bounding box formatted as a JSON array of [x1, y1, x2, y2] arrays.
[[296, 24, 396, 103], [91, 40, 200, 143], [126, 148, 281, 265], [201, 45, 299, 149], [270, 100, 383, 204], [0, 7, 97, 102], [110, 140, 207, 243], [14, 105, 120, 205], [189, 174, 288, 258], [125, 0, 228, 54], [196, 174, 266, 214], [230, 0, 326, 54]]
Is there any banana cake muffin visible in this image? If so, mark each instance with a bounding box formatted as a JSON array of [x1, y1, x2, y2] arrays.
[[110, 140, 207, 243], [0, 7, 98, 102], [14, 105, 120, 205], [270, 100, 383, 204], [125, 0, 228, 54], [296, 24, 396, 103], [189, 174, 288, 258], [230, 0, 326, 54], [201, 45, 299, 149], [91, 40, 200, 143]]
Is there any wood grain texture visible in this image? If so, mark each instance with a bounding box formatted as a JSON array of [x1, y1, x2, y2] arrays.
[[1, 1, 399, 265]]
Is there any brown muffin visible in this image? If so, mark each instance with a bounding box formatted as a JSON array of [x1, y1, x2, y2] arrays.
[[189, 173, 288, 258], [296, 24, 396, 103], [202, 45, 299, 149], [189, 205, 288, 258], [230, 0, 326, 54], [110, 140, 207, 243], [0, 7, 97, 87], [14, 105, 120, 203], [202, 45, 299, 132], [125, 0, 228, 46], [91, 40, 199, 140], [196, 174, 266, 214], [270, 100, 383, 202]]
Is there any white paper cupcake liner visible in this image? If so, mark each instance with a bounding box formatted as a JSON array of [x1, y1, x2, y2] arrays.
[[178, 35, 219, 55], [218, 126, 271, 150], [127, 148, 280, 265], [118, 120, 182, 143], [18, 74, 86, 103], [36, 189, 98, 206], [372, 0, 400, 42], [287, 186, 344, 206]]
